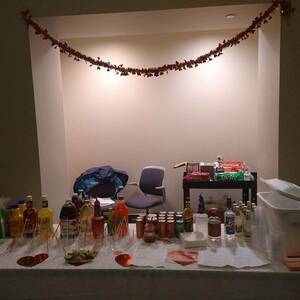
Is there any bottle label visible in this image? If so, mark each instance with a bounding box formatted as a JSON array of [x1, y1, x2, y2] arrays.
[[80, 219, 92, 233], [9, 220, 22, 237], [60, 219, 78, 238], [225, 215, 235, 235], [39, 217, 51, 235]]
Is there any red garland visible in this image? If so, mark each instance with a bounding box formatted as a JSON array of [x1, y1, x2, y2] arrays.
[[21, 0, 294, 77]]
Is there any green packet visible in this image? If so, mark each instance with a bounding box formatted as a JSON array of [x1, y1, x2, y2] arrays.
[[214, 171, 244, 182]]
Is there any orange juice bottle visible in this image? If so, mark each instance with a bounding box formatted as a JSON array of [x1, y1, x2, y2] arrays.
[[114, 196, 128, 237], [8, 204, 23, 238], [38, 195, 53, 239]]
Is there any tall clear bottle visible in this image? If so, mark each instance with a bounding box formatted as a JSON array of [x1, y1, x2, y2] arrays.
[[235, 206, 243, 236], [80, 199, 94, 235], [224, 196, 235, 239], [195, 194, 208, 235], [38, 195, 53, 239]]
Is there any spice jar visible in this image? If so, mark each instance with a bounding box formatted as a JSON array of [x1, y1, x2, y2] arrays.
[[167, 220, 175, 238], [143, 221, 156, 243], [208, 208, 221, 241], [175, 219, 184, 238], [136, 217, 144, 239], [158, 219, 166, 238]]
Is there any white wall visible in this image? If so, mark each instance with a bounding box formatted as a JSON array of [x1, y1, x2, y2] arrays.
[[61, 29, 258, 212], [257, 10, 280, 190], [29, 25, 70, 221]]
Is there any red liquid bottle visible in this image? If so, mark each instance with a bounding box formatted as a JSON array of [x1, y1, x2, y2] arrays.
[[114, 196, 128, 237], [92, 199, 104, 239], [23, 195, 38, 238]]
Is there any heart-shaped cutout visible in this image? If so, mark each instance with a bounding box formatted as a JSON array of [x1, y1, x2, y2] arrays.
[[17, 253, 49, 267]]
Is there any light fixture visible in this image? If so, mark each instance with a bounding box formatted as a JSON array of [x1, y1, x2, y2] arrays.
[[225, 14, 236, 19]]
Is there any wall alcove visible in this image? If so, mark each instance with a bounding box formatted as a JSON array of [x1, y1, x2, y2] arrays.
[[29, 3, 280, 221]]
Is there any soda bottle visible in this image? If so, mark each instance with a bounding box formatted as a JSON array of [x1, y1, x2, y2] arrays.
[[114, 196, 128, 237], [80, 200, 94, 235], [92, 199, 104, 239], [38, 195, 53, 239], [60, 199, 78, 239], [8, 204, 23, 238], [23, 195, 38, 238]]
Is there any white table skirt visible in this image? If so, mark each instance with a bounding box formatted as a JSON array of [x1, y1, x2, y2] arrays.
[[0, 225, 299, 300]]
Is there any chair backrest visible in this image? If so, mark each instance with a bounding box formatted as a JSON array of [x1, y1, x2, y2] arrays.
[[139, 166, 165, 196]]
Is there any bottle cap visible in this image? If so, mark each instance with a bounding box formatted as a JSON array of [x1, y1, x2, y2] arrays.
[[8, 204, 18, 209], [26, 195, 33, 202]]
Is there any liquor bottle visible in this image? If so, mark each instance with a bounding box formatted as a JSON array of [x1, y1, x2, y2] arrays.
[[183, 198, 193, 232], [8, 204, 23, 238], [114, 195, 128, 237], [80, 199, 94, 235], [23, 195, 38, 238], [224, 196, 235, 239], [195, 194, 208, 235], [92, 199, 104, 239], [107, 208, 114, 236], [208, 208, 221, 241], [60, 199, 79, 239], [38, 195, 53, 239], [235, 206, 243, 236], [243, 209, 252, 238]]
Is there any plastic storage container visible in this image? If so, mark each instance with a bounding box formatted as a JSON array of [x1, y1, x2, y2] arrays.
[[257, 178, 300, 260]]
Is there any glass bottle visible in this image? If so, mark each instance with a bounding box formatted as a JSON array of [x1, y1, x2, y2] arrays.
[[235, 206, 243, 236], [243, 209, 252, 238], [92, 198, 104, 239], [195, 194, 208, 235], [224, 196, 235, 239], [38, 195, 53, 239], [23, 195, 38, 238], [60, 199, 78, 239], [208, 208, 221, 241], [8, 204, 23, 238], [80, 199, 94, 235], [107, 207, 114, 236], [114, 196, 128, 237], [183, 199, 193, 232]]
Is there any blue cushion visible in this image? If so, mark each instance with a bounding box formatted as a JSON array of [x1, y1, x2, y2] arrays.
[[126, 195, 162, 209]]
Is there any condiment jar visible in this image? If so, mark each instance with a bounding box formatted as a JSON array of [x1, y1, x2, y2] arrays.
[[143, 221, 156, 243], [208, 208, 221, 241]]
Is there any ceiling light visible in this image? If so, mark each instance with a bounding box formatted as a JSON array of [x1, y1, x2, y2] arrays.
[[225, 14, 236, 19]]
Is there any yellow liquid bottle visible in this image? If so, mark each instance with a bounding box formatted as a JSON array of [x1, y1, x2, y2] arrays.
[[9, 205, 23, 238], [38, 195, 53, 239], [80, 200, 94, 235]]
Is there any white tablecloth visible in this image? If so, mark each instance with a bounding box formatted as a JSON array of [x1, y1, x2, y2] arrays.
[[0, 225, 299, 300]]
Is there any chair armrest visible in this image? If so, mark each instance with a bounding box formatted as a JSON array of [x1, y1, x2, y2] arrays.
[[155, 186, 165, 190], [155, 186, 166, 203], [127, 182, 138, 186]]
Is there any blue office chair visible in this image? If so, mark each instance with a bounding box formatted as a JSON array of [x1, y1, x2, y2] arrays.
[[125, 166, 166, 213]]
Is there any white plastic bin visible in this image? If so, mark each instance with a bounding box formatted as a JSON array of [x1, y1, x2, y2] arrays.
[[258, 179, 300, 259]]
